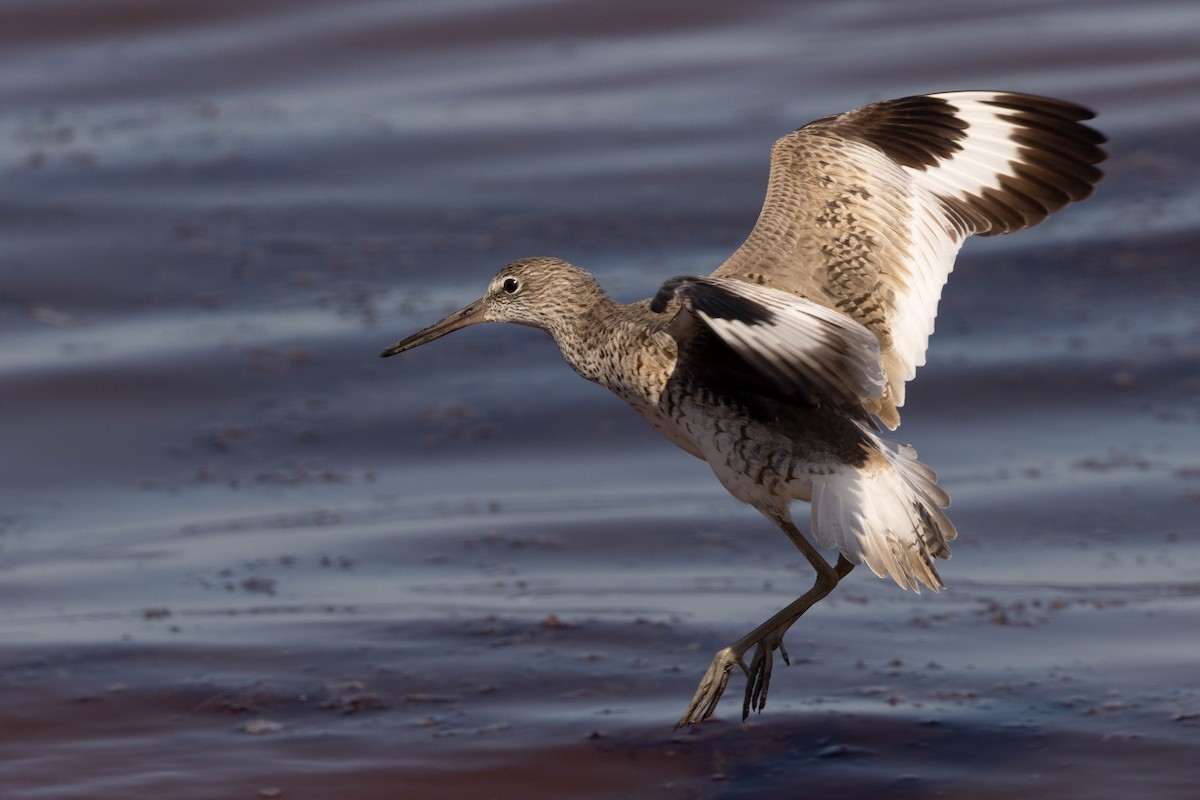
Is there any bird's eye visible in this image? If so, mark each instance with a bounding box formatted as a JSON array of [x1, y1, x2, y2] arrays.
[[502, 278, 520, 294]]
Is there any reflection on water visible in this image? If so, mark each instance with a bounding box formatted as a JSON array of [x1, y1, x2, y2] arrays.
[[2, 1, 1199, 798]]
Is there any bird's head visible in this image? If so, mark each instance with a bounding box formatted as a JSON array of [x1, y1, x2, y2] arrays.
[[380, 256, 604, 357]]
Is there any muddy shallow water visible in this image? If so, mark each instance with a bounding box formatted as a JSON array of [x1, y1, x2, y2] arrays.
[[2, 1, 1200, 798]]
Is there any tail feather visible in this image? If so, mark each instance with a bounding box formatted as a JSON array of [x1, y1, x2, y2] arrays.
[[809, 430, 956, 592]]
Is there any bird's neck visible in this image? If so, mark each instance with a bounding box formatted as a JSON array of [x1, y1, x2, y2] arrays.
[[549, 298, 676, 405], [542, 292, 622, 383]]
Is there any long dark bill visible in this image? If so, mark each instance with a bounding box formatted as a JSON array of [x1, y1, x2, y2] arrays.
[[379, 297, 489, 358]]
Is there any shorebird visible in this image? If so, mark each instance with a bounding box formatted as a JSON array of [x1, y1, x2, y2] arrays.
[[381, 91, 1105, 725]]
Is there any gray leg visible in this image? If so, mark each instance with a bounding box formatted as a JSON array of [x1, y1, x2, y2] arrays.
[[742, 552, 855, 718], [676, 518, 853, 727]]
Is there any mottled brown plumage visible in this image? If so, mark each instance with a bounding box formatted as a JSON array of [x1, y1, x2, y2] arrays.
[[382, 91, 1106, 725]]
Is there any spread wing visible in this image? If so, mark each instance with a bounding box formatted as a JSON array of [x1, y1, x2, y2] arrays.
[[710, 91, 1106, 428], [650, 275, 885, 415]]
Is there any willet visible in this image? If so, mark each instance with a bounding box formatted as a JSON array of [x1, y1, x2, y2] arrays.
[[382, 91, 1106, 725]]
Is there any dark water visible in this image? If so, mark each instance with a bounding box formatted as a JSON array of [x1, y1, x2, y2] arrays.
[[3, 1, 1200, 797]]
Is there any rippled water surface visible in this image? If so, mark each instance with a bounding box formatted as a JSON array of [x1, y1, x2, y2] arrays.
[[3, 1, 1200, 798]]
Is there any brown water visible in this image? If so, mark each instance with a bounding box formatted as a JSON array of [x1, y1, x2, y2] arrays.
[[3, 1, 1200, 797]]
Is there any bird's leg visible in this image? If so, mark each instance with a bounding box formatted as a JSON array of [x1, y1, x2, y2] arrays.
[[676, 518, 853, 727], [743, 552, 855, 719]]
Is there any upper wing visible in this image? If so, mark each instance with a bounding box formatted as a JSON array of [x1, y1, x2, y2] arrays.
[[650, 275, 886, 414], [710, 91, 1106, 428]]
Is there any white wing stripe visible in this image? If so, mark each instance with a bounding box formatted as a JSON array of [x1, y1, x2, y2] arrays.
[[711, 90, 1104, 428], [683, 278, 888, 405]]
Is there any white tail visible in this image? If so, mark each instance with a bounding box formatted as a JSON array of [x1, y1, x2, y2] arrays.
[[809, 429, 956, 591]]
